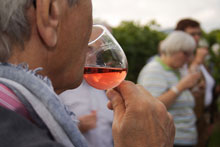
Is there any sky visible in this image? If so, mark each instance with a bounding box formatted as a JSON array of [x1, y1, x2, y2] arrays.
[[92, 0, 220, 32]]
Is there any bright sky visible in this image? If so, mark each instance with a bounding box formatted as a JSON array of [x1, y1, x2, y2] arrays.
[[92, 0, 220, 32]]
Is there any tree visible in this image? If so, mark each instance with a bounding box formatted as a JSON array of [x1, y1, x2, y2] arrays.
[[112, 21, 166, 82], [204, 30, 220, 84]]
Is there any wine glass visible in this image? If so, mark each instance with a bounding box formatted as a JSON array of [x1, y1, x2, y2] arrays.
[[84, 24, 128, 90]]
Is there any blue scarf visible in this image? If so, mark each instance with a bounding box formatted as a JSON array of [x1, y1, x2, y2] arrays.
[[0, 63, 88, 147]]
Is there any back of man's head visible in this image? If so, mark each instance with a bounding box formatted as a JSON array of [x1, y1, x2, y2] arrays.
[[175, 18, 200, 31], [0, 0, 77, 63]]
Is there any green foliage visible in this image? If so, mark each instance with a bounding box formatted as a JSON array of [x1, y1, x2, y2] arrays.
[[112, 21, 166, 82], [206, 29, 220, 46], [204, 29, 220, 84], [208, 50, 220, 84], [112, 21, 220, 84]]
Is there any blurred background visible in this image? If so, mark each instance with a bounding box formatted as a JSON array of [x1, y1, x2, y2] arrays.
[[93, 0, 220, 32], [93, 0, 220, 146]]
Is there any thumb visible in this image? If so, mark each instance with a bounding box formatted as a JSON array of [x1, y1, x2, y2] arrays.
[[106, 89, 125, 121]]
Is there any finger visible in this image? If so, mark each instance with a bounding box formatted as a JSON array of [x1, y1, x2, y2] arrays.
[[106, 89, 125, 120], [91, 110, 97, 114], [107, 101, 113, 110], [114, 81, 139, 102], [92, 112, 97, 118], [167, 113, 175, 145]]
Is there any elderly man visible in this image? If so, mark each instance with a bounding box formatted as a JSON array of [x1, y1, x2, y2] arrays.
[[0, 0, 175, 147]]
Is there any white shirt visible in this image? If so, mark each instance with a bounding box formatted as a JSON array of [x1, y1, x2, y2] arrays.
[[200, 65, 215, 107], [59, 80, 113, 147], [180, 64, 215, 107]]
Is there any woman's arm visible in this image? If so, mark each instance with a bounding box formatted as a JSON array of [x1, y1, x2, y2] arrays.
[[158, 72, 201, 109]]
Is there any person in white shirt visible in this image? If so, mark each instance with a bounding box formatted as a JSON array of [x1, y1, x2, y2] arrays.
[[59, 80, 113, 147]]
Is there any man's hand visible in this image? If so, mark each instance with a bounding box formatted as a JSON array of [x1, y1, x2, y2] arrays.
[[193, 48, 209, 65], [78, 111, 97, 133], [106, 81, 175, 147]]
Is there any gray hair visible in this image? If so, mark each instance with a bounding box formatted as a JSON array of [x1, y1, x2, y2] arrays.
[[160, 31, 196, 55], [0, 0, 77, 62]]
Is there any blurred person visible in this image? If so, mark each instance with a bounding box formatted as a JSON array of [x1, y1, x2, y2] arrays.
[[138, 31, 200, 147], [175, 18, 201, 44], [0, 0, 175, 147], [59, 80, 113, 147], [175, 19, 214, 106], [176, 18, 216, 147]]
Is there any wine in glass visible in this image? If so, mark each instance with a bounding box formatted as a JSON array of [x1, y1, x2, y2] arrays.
[[84, 25, 128, 90]]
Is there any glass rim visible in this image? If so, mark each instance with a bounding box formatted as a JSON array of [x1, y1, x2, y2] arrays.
[[88, 24, 107, 45]]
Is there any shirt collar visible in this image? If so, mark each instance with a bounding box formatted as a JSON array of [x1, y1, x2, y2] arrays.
[[155, 56, 181, 79]]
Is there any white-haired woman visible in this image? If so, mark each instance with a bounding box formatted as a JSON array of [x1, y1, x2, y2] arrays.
[[137, 31, 201, 147]]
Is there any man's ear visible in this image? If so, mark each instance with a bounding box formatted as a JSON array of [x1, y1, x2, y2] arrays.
[[36, 0, 60, 48]]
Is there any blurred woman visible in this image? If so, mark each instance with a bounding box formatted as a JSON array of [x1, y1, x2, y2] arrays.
[[137, 31, 201, 147]]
